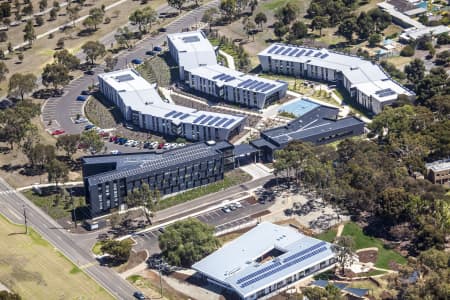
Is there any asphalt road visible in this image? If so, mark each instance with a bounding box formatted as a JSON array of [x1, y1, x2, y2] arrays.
[[0, 178, 138, 299], [42, 0, 220, 135]]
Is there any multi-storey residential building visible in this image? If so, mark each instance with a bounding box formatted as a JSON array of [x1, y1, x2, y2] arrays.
[[98, 69, 245, 141], [82, 141, 234, 216], [425, 159, 450, 184], [167, 31, 218, 80], [258, 44, 415, 114], [184, 64, 288, 109]]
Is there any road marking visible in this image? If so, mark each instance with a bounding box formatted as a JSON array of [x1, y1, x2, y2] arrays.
[[79, 262, 97, 269]]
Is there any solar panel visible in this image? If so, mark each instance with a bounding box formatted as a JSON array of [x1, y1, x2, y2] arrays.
[[296, 49, 306, 57], [200, 115, 214, 124], [239, 246, 328, 288], [179, 113, 190, 120], [238, 79, 252, 87], [215, 118, 227, 126], [268, 45, 279, 54], [212, 73, 223, 80], [225, 76, 235, 82], [173, 112, 183, 118], [305, 50, 314, 56], [236, 261, 282, 284], [208, 116, 221, 125], [193, 114, 205, 123], [182, 35, 200, 43], [222, 118, 235, 128], [288, 48, 299, 56], [281, 47, 292, 55], [241, 80, 254, 88], [164, 110, 177, 117], [261, 84, 276, 92], [283, 241, 326, 263], [253, 82, 267, 91], [314, 52, 322, 57], [375, 88, 392, 95], [275, 47, 285, 54], [246, 81, 261, 89], [320, 53, 329, 59], [115, 74, 134, 82]]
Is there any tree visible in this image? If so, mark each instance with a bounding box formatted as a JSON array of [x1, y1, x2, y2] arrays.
[[368, 33, 382, 47], [202, 7, 219, 30], [23, 20, 36, 46], [415, 67, 449, 101], [49, 8, 57, 20], [27, 143, 56, 169], [254, 12, 267, 30], [159, 218, 220, 267], [220, 0, 236, 21], [22, 3, 33, 15], [404, 58, 425, 85], [100, 239, 133, 263], [39, 0, 48, 11], [310, 16, 328, 36], [129, 7, 157, 33], [290, 21, 308, 40], [54, 49, 80, 70], [337, 17, 356, 42], [0, 31, 8, 43], [0, 3, 11, 19], [42, 63, 70, 90], [35, 15, 44, 26], [46, 159, 69, 188], [273, 21, 288, 40], [125, 183, 159, 224], [81, 41, 106, 65], [114, 26, 133, 49], [66, 5, 80, 27], [109, 211, 121, 229], [86, 7, 104, 30], [8, 73, 37, 101], [356, 12, 373, 40], [104, 55, 118, 72], [333, 236, 355, 275], [435, 50, 450, 67], [368, 7, 391, 32], [56, 134, 80, 159], [80, 129, 104, 153], [436, 33, 450, 45], [400, 44, 415, 57], [167, 0, 186, 15], [17, 53, 24, 63], [275, 2, 299, 25], [0, 291, 21, 300], [0, 62, 9, 84]]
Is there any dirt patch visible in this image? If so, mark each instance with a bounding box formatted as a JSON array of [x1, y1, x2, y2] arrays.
[[116, 250, 148, 273], [250, 210, 271, 219], [274, 218, 315, 236], [357, 250, 378, 264], [140, 269, 191, 300]]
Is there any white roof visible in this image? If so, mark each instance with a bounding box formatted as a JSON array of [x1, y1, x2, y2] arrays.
[[401, 25, 450, 40], [425, 159, 450, 172], [192, 222, 335, 298], [377, 2, 426, 29], [258, 44, 414, 103], [167, 31, 216, 54], [188, 64, 287, 94], [98, 69, 245, 129]]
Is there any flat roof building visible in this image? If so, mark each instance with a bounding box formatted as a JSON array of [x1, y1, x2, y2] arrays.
[[258, 44, 415, 114], [251, 99, 365, 161], [184, 64, 288, 109], [192, 222, 336, 300], [98, 69, 246, 142], [167, 31, 217, 80], [425, 159, 450, 185], [82, 141, 235, 216]]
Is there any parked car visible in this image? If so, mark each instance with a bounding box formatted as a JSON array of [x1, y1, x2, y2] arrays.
[[159, 27, 167, 32], [153, 46, 162, 52], [222, 206, 231, 213], [110, 150, 120, 155], [158, 227, 165, 233], [76, 95, 88, 101], [75, 117, 88, 124], [131, 58, 143, 65], [178, 143, 186, 148], [125, 140, 135, 146], [81, 90, 90, 95], [235, 201, 243, 208], [51, 129, 65, 135], [133, 291, 146, 300], [157, 143, 164, 149], [84, 124, 95, 130], [229, 204, 237, 211], [143, 142, 150, 149], [145, 50, 155, 56]]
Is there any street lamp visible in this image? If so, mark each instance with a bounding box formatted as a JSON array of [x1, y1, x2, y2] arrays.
[[70, 188, 77, 229], [23, 204, 28, 234]]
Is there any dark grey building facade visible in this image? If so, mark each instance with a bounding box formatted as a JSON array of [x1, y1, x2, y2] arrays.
[[82, 141, 234, 217], [250, 105, 365, 161]]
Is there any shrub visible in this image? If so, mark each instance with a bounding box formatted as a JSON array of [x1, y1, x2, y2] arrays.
[[400, 45, 415, 57]]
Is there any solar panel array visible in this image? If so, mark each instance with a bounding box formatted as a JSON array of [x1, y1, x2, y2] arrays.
[[239, 246, 328, 288], [115, 74, 134, 82], [269, 46, 330, 60], [236, 261, 282, 284], [282, 241, 326, 263], [237, 79, 277, 93], [375, 88, 396, 98], [213, 73, 236, 82], [191, 114, 236, 128]]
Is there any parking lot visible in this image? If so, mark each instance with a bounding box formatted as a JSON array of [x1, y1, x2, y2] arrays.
[[132, 197, 272, 254]]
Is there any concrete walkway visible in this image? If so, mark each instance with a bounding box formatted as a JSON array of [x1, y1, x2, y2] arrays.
[[336, 223, 344, 238], [16, 181, 84, 191], [219, 50, 236, 70]]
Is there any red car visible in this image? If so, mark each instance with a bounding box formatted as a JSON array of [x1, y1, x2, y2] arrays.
[[51, 129, 65, 135], [158, 143, 165, 149]]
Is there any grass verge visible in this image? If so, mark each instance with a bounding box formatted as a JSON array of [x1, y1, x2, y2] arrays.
[[92, 241, 103, 256], [341, 222, 407, 269], [157, 169, 251, 211], [315, 228, 337, 242], [0, 214, 112, 299]]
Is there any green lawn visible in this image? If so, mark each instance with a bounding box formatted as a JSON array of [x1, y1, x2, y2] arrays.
[[0, 214, 112, 299], [341, 222, 407, 269], [157, 169, 251, 211], [23, 189, 85, 220], [262, 0, 296, 10], [92, 241, 103, 256], [315, 228, 337, 242]]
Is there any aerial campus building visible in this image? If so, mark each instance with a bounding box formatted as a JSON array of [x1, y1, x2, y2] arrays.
[[258, 43, 415, 114], [250, 98, 365, 161], [167, 31, 288, 109], [192, 222, 336, 300], [98, 69, 245, 141], [82, 141, 235, 216]]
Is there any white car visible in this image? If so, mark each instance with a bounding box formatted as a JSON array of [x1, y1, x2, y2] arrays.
[[125, 140, 135, 146], [110, 150, 120, 155], [75, 117, 88, 124], [222, 206, 231, 213], [178, 143, 186, 148], [235, 201, 243, 208]]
